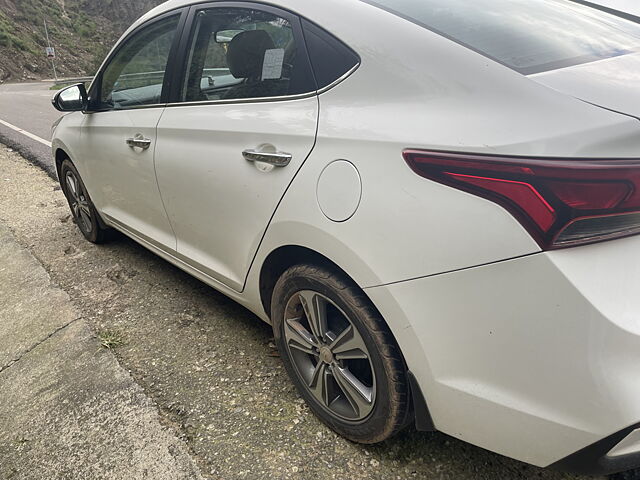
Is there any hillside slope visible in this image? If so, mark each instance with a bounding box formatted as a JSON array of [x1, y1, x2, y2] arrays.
[[0, 0, 164, 82]]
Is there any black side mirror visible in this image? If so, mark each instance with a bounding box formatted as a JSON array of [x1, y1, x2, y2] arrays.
[[52, 83, 88, 112]]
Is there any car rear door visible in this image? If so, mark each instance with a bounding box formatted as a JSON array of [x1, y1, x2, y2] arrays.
[[154, 3, 319, 291]]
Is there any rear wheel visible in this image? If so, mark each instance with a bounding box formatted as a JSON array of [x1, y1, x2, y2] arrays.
[[60, 159, 109, 244], [272, 263, 410, 443]]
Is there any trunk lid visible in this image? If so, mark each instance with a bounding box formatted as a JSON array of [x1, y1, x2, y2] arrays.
[[530, 52, 640, 118]]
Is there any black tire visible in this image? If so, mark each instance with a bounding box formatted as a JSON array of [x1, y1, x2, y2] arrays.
[[59, 159, 109, 244], [272, 263, 411, 444]]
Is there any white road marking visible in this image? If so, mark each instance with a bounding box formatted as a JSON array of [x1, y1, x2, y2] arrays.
[[0, 118, 52, 148]]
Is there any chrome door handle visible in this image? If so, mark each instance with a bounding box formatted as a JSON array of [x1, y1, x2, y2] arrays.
[[126, 134, 152, 150], [242, 149, 292, 167]]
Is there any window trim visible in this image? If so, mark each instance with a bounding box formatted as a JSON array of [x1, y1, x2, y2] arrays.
[[317, 61, 360, 94], [86, 1, 362, 112], [87, 8, 189, 113], [163, 62, 359, 109], [166, 1, 318, 106]]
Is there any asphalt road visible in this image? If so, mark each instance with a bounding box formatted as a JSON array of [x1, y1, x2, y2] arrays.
[[0, 82, 604, 480], [0, 82, 61, 177]]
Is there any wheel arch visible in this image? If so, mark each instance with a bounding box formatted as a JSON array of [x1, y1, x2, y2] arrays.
[[54, 147, 71, 180], [257, 243, 435, 433], [54, 146, 109, 232], [258, 245, 354, 319]]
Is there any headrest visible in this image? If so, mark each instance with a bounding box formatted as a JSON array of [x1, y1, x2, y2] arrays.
[[227, 30, 276, 79]]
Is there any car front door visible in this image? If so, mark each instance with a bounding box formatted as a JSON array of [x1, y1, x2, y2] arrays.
[[154, 4, 319, 291], [80, 11, 186, 251]]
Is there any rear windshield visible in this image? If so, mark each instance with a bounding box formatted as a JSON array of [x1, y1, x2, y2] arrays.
[[364, 0, 640, 74]]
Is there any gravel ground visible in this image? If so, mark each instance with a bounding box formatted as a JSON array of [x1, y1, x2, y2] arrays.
[[0, 144, 596, 479]]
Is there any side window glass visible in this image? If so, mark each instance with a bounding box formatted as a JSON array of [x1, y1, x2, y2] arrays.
[[99, 15, 180, 110], [181, 8, 312, 102], [301, 19, 360, 90]]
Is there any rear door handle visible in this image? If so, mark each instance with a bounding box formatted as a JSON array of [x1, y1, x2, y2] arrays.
[[242, 149, 292, 167], [126, 134, 152, 150]]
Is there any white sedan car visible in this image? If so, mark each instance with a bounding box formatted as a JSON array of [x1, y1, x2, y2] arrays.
[[51, 0, 640, 476]]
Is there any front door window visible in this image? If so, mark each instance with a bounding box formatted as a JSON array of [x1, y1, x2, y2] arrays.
[[99, 15, 180, 109]]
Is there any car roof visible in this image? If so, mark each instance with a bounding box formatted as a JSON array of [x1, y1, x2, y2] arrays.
[[130, 0, 640, 37]]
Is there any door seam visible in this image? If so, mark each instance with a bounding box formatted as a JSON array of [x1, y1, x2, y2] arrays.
[[240, 93, 322, 293], [152, 107, 179, 251]]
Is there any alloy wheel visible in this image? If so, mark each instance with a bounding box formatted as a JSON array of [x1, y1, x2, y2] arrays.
[[65, 170, 93, 234], [283, 290, 376, 422]]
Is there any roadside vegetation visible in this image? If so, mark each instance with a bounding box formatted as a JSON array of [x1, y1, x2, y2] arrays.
[[0, 0, 163, 82]]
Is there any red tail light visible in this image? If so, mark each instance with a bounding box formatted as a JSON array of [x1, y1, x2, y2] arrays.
[[403, 150, 640, 249]]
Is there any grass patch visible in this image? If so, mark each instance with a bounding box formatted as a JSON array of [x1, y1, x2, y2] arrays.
[[97, 329, 126, 350]]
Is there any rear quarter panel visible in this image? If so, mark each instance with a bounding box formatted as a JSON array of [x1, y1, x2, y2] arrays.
[[250, 0, 640, 291]]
